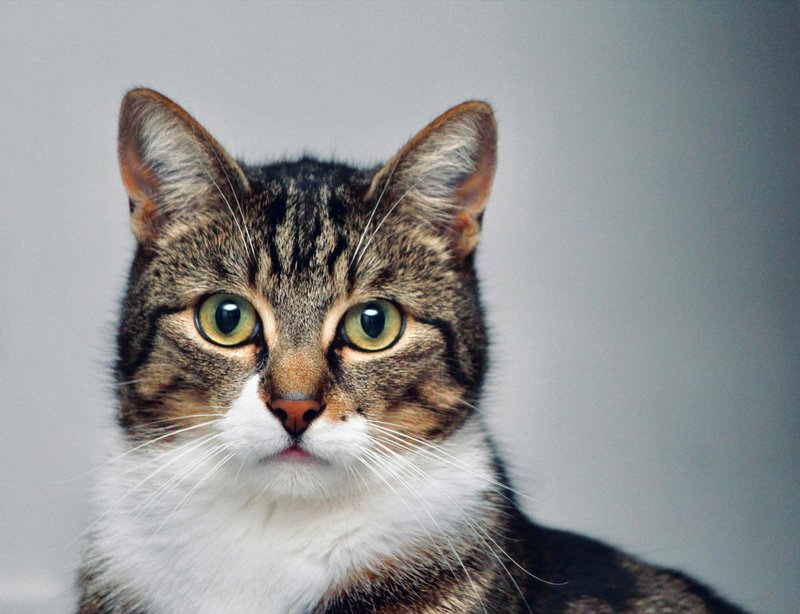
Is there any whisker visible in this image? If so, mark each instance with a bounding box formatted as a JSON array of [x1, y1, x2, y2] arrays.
[[146, 447, 235, 543], [205, 142, 257, 261], [127, 434, 228, 520], [368, 420, 536, 503], [352, 449, 468, 604], [190, 147, 254, 263], [118, 430, 224, 482], [65, 431, 224, 550], [130, 413, 226, 432], [113, 378, 144, 387], [369, 440, 532, 611], [231, 454, 249, 490], [371, 439, 563, 597], [60, 418, 223, 483], [457, 398, 484, 413], [353, 176, 424, 270], [350, 155, 401, 269]]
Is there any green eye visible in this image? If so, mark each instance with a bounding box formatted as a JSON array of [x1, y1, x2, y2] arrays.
[[340, 299, 404, 352], [195, 294, 259, 347]]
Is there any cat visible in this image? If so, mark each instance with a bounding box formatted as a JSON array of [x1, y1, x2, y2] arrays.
[[77, 88, 747, 613]]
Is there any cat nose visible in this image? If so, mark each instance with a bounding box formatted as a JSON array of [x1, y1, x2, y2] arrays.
[[267, 398, 324, 437]]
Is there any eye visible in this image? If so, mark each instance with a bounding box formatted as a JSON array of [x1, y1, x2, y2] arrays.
[[195, 293, 260, 347], [340, 299, 404, 352]]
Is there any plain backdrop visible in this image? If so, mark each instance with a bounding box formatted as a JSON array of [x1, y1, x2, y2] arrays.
[[1, 2, 798, 612]]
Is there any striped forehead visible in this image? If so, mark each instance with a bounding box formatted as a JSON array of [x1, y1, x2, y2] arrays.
[[243, 161, 373, 335]]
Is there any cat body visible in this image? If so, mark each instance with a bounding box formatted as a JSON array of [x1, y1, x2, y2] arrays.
[[78, 89, 745, 613]]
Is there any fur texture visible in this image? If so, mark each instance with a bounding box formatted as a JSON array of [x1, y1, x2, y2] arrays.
[[78, 89, 746, 613]]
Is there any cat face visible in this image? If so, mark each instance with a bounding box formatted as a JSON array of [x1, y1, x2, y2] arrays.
[[114, 89, 496, 500]]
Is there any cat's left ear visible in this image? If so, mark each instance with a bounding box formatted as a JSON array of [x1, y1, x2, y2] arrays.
[[369, 101, 497, 257], [118, 88, 249, 244]]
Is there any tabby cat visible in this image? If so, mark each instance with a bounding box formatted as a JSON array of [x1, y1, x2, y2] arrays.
[[77, 89, 747, 613]]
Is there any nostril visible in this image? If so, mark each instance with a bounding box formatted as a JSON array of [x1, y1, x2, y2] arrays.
[[268, 405, 288, 424], [267, 399, 325, 437], [304, 403, 326, 425]]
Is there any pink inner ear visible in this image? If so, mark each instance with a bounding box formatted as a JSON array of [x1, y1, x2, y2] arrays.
[[456, 145, 495, 216], [119, 139, 164, 243], [449, 138, 495, 254], [119, 137, 161, 208]]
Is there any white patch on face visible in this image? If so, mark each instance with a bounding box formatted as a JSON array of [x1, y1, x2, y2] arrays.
[[218, 375, 290, 462], [219, 374, 373, 500], [89, 374, 496, 614]]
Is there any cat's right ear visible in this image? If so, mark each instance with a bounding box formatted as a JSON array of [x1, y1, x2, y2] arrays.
[[118, 88, 249, 245]]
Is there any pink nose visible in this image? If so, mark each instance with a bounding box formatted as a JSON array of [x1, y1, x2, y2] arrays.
[[267, 398, 323, 437]]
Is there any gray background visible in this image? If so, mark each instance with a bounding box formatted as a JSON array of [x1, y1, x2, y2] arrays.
[[1, 2, 797, 612]]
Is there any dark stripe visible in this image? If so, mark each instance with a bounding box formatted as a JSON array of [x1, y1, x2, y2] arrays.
[[117, 303, 185, 378], [265, 191, 287, 234], [265, 192, 287, 276], [416, 316, 471, 387], [326, 231, 348, 275], [291, 207, 319, 273], [246, 252, 259, 288], [117, 398, 159, 435], [346, 257, 359, 293], [308, 208, 323, 265], [372, 266, 394, 288], [268, 237, 282, 277], [256, 344, 269, 371], [326, 188, 348, 224], [212, 258, 230, 282], [290, 210, 302, 271], [325, 342, 344, 381], [137, 375, 189, 404]]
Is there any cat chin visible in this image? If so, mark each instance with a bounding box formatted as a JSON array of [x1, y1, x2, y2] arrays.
[[225, 454, 361, 502]]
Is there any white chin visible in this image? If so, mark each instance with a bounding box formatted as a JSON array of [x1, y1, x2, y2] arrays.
[[228, 454, 354, 501]]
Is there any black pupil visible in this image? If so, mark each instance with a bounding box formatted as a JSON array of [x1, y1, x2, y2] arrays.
[[215, 301, 241, 335], [360, 304, 385, 339]]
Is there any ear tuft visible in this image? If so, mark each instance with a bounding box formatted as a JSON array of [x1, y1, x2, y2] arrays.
[[370, 101, 497, 257], [118, 88, 249, 244]]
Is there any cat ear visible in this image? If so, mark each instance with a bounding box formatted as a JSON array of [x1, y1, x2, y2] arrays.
[[369, 101, 497, 257], [118, 88, 249, 244]]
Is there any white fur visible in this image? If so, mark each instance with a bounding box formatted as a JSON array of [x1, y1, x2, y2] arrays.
[[91, 376, 494, 613]]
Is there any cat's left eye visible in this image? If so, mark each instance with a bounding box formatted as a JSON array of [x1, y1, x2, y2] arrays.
[[339, 299, 404, 352], [195, 293, 260, 347]]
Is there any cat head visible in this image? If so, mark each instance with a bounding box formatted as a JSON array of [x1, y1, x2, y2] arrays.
[[115, 88, 496, 500]]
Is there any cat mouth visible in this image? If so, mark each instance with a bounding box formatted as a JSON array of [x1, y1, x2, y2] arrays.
[[260, 443, 318, 463], [278, 444, 312, 459]]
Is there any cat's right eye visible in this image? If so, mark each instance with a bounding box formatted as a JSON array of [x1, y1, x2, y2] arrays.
[[195, 293, 260, 347]]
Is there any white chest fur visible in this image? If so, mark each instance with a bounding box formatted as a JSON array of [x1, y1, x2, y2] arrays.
[[90, 418, 493, 614]]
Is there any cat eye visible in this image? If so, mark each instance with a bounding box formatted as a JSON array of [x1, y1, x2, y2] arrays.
[[340, 299, 404, 352], [195, 293, 260, 347]]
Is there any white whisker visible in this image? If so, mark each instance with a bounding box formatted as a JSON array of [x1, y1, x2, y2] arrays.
[[60, 418, 223, 483], [353, 176, 424, 270], [350, 155, 401, 268], [352, 449, 466, 602], [128, 435, 227, 521], [146, 447, 236, 542], [371, 438, 562, 598], [190, 147, 254, 263], [368, 420, 536, 503], [206, 143, 257, 261]]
